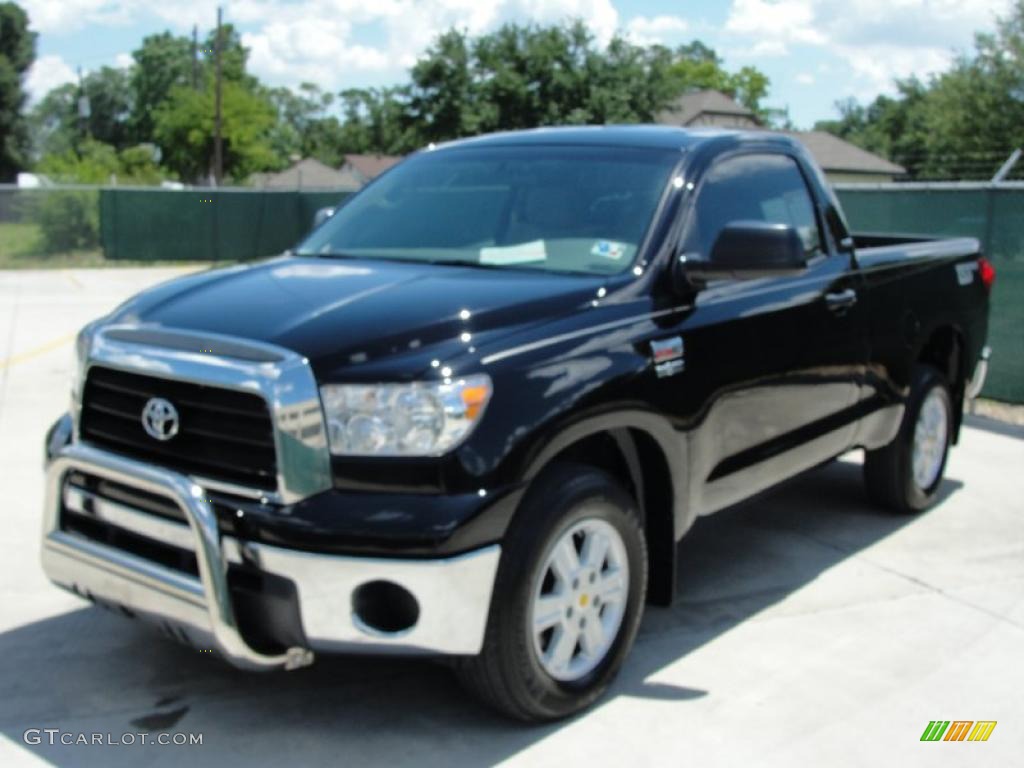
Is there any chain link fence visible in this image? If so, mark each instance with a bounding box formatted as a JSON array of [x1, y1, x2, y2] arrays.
[[0, 185, 352, 264], [0, 185, 102, 261]]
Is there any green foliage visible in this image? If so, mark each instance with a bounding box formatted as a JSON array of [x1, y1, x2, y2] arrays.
[[816, 0, 1024, 180], [33, 189, 100, 253], [35, 138, 171, 185], [0, 1, 36, 180], [30, 83, 78, 158], [118, 144, 169, 184], [400, 22, 770, 150], [665, 45, 771, 119], [37, 139, 120, 183], [267, 83, 345, 167], [31, 67, 135, 158], [130, 32, 194, 142], [154, 79, 276, 181], [337, 86, 416, 155]]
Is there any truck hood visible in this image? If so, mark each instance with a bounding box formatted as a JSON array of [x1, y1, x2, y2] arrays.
[[106, 256, 605, 377]]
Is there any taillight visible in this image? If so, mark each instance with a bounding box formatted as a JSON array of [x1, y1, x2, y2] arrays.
[[978, 257, 996, 291]]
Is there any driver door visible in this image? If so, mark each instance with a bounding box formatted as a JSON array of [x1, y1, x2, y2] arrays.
[[671, 151, 869, 514]]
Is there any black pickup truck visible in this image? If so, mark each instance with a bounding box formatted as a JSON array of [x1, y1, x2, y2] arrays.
[[42, 126, 993, 720]]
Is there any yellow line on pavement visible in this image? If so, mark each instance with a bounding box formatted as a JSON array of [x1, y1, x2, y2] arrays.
[[0, 333, 76, 369], [63, 271, 84, 289]]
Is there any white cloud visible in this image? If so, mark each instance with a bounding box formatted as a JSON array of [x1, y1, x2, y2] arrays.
[[795, 72, 814, 85], [834, 43, 953, 99], [19, 0, 622, 96], [725, 0, 825, 46], [725, 0, 1013, 96], [24, 54, 77, 103], [625, 14, 689, 46], [242, 0, 620, 91], [18, 0, 137, 33], [115, 52, 134, 68]]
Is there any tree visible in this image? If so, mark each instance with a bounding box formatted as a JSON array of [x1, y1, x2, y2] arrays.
[[816, 0, 1024, 180], [401, 21, 770, 148], [665, 44, 771, 120], [30, 67, 135, 161], [0, 2, 36, 180], [337, 86, 416, 155], [408, 29, 481, 142], [267, 83, 346, 166], [130, 32, 193, 143], [154, 80, 276, 181], [30, 82, 78, 158], [143, 23, 278, 182]]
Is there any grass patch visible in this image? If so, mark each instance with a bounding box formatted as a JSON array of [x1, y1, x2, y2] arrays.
[[0, 222, 43, 259]]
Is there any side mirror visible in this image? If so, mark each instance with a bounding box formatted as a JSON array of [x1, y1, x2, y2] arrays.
[[675, 221, 808, 288], [312, 206, 336, 229]]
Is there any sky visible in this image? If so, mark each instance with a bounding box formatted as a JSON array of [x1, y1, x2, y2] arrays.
[[17, 0, 1013, 129]]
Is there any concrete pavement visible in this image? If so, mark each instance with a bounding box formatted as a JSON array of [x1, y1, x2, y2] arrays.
[[1, 267, 1022, 767]]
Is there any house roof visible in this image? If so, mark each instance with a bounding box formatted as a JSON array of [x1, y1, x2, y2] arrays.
[[657, 89, 758, 126], [653, 89, 905, 176], [782, 131, 906, 175], [256, 157, 359, 189], [341, 153, 403, 180]]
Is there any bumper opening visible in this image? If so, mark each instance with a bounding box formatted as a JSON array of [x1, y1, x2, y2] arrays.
[[229, 566, 307, 654], [352, 580, 420, 635]]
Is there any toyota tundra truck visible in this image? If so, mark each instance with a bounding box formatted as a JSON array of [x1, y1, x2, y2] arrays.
[[42, 126, 993, 720]]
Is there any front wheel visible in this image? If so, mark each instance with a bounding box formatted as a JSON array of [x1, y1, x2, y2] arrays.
[[456, 462, 647, 721], [864, 365, 953, 513]]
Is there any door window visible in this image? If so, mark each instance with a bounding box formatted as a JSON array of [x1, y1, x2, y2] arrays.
[[686, 154, 823, 261]]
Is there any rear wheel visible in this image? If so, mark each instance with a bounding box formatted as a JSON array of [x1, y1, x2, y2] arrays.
[[864, 365, 953, 513], [456, 462, 647, 721]]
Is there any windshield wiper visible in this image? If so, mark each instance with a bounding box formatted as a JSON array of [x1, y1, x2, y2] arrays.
[[309, 250, 360, 260], [421, 258, 509, 270]]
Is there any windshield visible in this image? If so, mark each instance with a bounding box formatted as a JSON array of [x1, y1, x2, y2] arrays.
[[296, 145, 678, 275]]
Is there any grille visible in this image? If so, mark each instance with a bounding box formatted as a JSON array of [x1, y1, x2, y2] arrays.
[[60, 471, 199, 575], [80, 366, 277, 491]]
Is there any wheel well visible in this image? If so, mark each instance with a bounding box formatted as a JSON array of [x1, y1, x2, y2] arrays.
[[918, 325, 965, 440], [538, 428, 676, 606]]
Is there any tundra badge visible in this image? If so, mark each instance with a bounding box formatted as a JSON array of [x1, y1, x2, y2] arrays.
[[651, 337, 685, 378]]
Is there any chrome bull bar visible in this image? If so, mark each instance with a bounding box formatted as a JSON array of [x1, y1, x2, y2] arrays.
[[42, 442, 314, 671]]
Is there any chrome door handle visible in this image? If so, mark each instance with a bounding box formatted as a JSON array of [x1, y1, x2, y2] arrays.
[[824, 288, 857, 313]]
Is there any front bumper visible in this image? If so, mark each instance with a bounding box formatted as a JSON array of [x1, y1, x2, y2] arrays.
[[42, 443, 501, 669]]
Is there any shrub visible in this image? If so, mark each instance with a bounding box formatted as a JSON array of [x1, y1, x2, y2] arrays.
[[33, 190, 100, 253]]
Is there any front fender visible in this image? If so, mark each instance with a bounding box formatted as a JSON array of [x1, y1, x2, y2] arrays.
[[518, 406, 691, 540]]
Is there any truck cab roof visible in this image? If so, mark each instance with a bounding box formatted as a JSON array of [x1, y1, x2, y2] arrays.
[[431, 124, 804, 154]]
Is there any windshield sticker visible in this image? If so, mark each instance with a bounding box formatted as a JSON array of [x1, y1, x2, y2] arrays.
[[592, 240, 626, 260], [480, 240, 547, 265]]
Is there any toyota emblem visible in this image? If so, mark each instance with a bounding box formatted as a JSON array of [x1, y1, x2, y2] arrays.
[[141, 397, 180, 441]]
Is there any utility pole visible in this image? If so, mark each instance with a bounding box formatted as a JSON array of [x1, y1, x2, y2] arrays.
[[76, 66, 91, 141], [191, 25, 199, 90], [213, 6, 224, 186]]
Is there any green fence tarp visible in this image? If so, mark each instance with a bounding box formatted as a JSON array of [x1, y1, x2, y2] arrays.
[[99, 189, 350, 263], [836, 187, 1023, 403]]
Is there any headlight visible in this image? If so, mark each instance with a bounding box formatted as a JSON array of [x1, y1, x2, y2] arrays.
[[320, 374, 492, 457]]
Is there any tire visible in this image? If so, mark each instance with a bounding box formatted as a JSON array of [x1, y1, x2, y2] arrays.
[[456, 462, 647, 721], [864, 364, 953, 513]]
